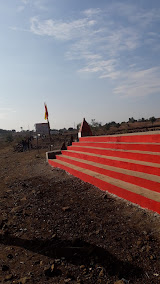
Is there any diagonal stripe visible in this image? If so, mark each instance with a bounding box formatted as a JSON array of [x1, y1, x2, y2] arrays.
[[50, 158, 160, 202]]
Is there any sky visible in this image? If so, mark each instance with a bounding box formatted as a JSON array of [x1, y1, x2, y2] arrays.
[[1, 0, 160, 131]]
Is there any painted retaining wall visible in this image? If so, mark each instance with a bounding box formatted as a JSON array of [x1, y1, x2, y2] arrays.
[[48, 131, 160, 215]]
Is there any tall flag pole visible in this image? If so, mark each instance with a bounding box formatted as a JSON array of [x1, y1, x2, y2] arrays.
[[44, 103, 51, 148]]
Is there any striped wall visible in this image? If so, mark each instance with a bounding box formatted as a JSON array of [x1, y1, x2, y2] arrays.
[[48, 131, 160, 215]]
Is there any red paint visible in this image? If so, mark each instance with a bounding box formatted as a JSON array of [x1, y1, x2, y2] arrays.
[[80, 134, 160, 143], [56, 155, 160, 193], [48, 132, 160, 215], [79, 118, 92, 137], [72, 142, 160, 153], [48, 159, 160, 214], [62, 150, 160, 177], [68, 146, 160, 164]]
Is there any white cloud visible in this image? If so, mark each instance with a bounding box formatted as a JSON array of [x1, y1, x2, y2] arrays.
[[83, 8, 101, 17], [18, 0, 47, 12], [30, 17, 96, 40], [109, 2, 160, 27], [30, 12, 140, 81], [27, 2, 160, 97], [78, 59, 116, 76], [114, 67, 160, 97]]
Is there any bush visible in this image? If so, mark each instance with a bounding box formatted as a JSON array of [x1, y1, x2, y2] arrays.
[[5, 134, 13, 143]]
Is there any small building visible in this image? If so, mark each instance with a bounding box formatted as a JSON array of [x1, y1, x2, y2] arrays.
[[35, 123, 49, 135], [78, 118, 92, 138]]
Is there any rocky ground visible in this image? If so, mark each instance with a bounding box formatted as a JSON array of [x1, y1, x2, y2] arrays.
[[0, 146, 160, 284]]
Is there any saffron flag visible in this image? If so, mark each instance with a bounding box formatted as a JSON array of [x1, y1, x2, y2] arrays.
[[44, 103, 48, 120]]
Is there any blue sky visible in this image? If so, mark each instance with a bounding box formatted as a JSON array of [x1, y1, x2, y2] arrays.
[[1, 0, 160, 131]]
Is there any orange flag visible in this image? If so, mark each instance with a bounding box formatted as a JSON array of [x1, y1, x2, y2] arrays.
[[44, 103, 48, 120]]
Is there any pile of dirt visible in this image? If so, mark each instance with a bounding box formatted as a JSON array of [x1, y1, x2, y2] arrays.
[[0, 146, 160, 283]]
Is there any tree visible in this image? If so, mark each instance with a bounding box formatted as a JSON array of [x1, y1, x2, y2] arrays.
[[91, 119, 101, 128], [149, 116, 156, 125], [138, 118, 145, 122], [77, 123, 81, 130], [128, 117, 136, 123]]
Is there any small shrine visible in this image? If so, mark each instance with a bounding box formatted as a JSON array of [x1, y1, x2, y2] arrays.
[[78, 118, 92, 138]]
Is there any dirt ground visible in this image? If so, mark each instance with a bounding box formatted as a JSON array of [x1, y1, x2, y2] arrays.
[[0, 146, 160, 284]]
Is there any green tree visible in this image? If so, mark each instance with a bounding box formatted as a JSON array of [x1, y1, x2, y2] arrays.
[[91, 119, 101, 128], [149, 116, 156, 125], [77, 123, 81, 130], [128, 117, 136, 123]]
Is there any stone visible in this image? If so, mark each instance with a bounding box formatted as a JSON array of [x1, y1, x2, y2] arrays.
[[99, 268, 104, 277], [62, 207, 71, 212], [150, 255, 156, 260], [64, 278, 72, 283], [44, 264, 62, 277], [17, 276, 31, 284], [2, 264, 9, 271], [7, 254, 13, 259], [51, 233, 57, 239], [137, 240, 142, 246], [5, 274, 13, 281]]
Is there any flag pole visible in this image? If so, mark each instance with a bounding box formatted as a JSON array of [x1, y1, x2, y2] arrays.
[[47, 117, 52, 150]]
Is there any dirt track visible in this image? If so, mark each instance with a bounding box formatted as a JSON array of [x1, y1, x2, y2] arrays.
[[0, 146, 160, 283]]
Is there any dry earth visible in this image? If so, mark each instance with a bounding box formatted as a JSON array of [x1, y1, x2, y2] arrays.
[[0, 146, 160, 284]]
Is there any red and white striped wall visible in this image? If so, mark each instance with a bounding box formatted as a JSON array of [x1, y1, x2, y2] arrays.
[[48, 131, 160, 215]]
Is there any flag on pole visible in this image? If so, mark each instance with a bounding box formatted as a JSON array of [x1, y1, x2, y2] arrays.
[[44, 103, 48, 120]]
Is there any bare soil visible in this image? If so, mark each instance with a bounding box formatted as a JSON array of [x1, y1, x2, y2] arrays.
[[0, 146, 160, 284]]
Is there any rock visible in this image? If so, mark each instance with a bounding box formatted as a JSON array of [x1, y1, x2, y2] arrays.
[[44, 264, 62, 277], [64, 278, 72, 283], [103, 194, 108, 199], [5, 274, 13, 281], [82, 269, 87, 274], [0, 218, 8, 229], [114, 280, 125, 284], [2, 264, 9, 271], [150, 255, 156, 260], [51, 233, 57, 239], [7, 254, 13, 259], [11, 206, 22, 214], [21, 196, 27, 201], [137, 240, 142, 246], [99, 268, 104, 277], [17, 276, 31, 284], [54, 259, 61, 264], [121, 278, 129, 283], [34, 260, 40, 265], [146, 245, 151, 252], [62, 207, 71, 212]]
